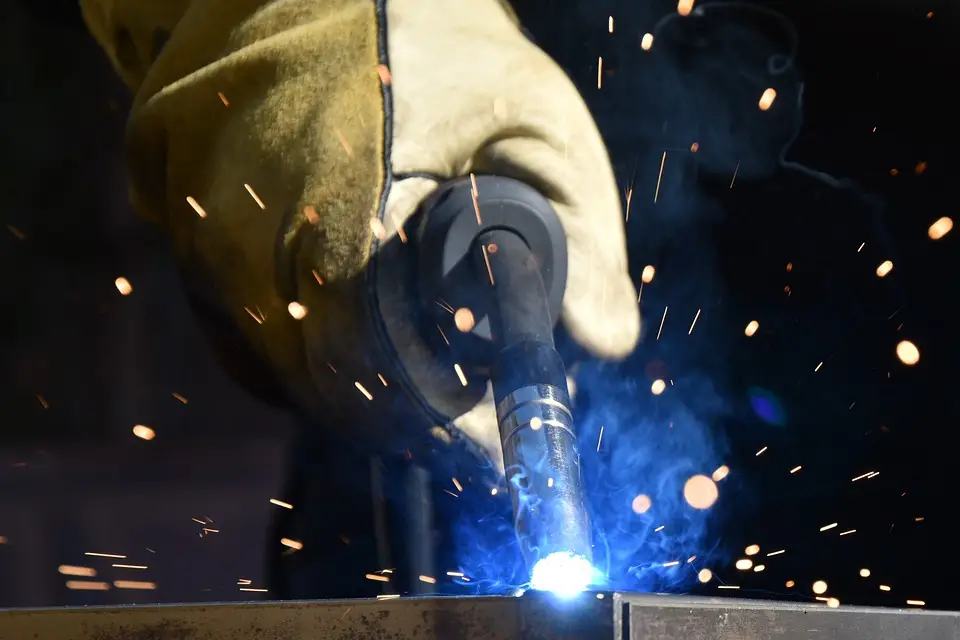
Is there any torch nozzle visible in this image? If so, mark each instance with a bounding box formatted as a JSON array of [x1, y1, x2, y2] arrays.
[[416, 176, 594, 593], [478, 229, 594, 590]]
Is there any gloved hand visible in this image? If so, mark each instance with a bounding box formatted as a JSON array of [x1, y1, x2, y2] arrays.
[[80, 0, 640, 471]]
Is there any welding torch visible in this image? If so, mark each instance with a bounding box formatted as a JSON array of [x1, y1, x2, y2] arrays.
[[417, 176, 595, 595]]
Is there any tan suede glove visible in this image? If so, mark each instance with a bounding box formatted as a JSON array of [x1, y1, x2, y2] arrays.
[[80, 0, 640, 470]]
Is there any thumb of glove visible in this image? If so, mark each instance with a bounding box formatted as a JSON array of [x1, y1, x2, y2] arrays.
[[388, 0, 641, 361]]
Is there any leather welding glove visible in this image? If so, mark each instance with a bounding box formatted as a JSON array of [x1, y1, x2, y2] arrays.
[[80, 0, 640, 471]]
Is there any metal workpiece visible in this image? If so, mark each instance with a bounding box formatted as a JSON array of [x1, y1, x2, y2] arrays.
[[3, 593, 959, 640]]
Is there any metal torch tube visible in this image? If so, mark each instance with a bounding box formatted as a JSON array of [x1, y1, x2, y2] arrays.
[[473, 229, 593, 573]]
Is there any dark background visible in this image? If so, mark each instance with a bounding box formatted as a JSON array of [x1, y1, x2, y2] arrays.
[[2, 0, 957, 611]]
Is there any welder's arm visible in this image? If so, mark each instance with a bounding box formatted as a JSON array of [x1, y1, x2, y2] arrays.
[[80, 0, 640, 466]]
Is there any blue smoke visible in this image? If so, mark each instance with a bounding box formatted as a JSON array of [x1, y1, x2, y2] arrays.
[[448, 361, 729, 594]]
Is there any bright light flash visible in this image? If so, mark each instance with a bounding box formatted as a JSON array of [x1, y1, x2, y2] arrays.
[[530, 552, 595, 598]]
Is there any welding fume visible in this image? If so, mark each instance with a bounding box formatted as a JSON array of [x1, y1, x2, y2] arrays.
[[79, 0, 639, 597]]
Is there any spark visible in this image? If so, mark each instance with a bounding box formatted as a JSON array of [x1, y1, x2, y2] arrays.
[[677, 0, 694, 16], [132, 425, 155, 441], [59, 566, 96, 577], [470, 174, 482, 224], [656, 306, 668, 340], [244, 306, 264, 324], [688, 309, 701, 334], [115, 277, 132, 295], [355, 382, 373, 401], [280, 538, 303, 550], [756, 446, 768, 456], [730, 161, 740, 188], [753, 565, 766, 572], [819, 522, 838, 532], [896, 340, 920, 365], [287, 302, 308, 319], [240, 587, 268, 593], [813, 580, 828, 595], [767, 549, 785, 557], [852, 471, 875, 482], [814, 361, 824, 372], [651, 379, 666, 395], [454, 364, 468, 387], [172, 392, 188, 404], [736, 559, 753, 570], [393, 214, 408, 242], [217, 92, 229, 106], [718, 585, 740, 590], [481, 244, 495, 285], [270, 499, 293, 509], [744, 320, 759, 336], [906, 600, 925, 607], [366, 574, 389, 582], [452, 478, 463, 492], [876, 260, 893, 277], [244, 184, 266, 209], [641, 265, 656, 283], [370, 218, 387, 240], [860, 568, 871, 577], [758, 88, 777, 111], [377, 594, 400, 600], [186, 196, 207, 218], [631, 494, 652, 514], [378, 374, 388, 386], [637, 282, 644, 303], [36, 394, 49, 409], [419, 575, 437, 584], [447, 571, 464, 577], [334, 129, 353, 156], [857, 242, 865, 252], [683, 474, 718, 510], [66, 581, 110, 591], [698, 569, 713, 583], [115, 581, 156, 590], [597, 57, 603, 89], [376, 64, 392, 85], [654, 525, 665, 532], [790, 465, 802, 474], [827, 598, 840, 608], [928, 216, 953, 239], [454, 308, 475, 332], [641, 33, 654, 50], [597, 425, 604, 451], [113, 564, 148, 570], [662, 561, 680, 568], [624, 185, 634, 221], [880, 585, 891, 591], [712, 466, 730, 482], [608, 16, 614, 32], [839, 529, 856, 536], [745, 545, 760, 556], [785, 580, 795, 588], [654, 152, 666, 203], [85, 552, 126, 559]]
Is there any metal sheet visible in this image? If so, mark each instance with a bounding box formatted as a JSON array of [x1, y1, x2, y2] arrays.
[[0, 594, 612, 640], [618, 594, 960, 640], [2, 593, 959, 640]]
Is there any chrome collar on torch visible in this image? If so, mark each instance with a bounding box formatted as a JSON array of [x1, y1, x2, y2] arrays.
[[417, 176, 595, 596]]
